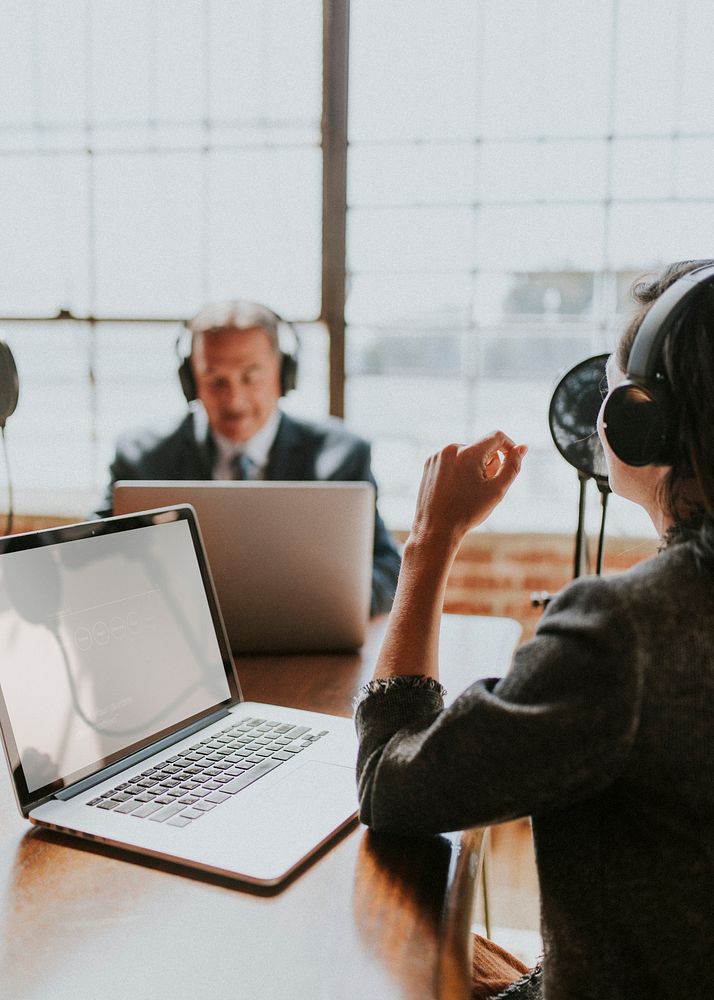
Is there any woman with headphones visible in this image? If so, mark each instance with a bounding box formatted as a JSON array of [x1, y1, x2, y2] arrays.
[[353, 260, 714, 1000]]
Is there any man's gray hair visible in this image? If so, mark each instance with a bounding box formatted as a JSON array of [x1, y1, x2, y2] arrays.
[[187, 300, 281, 355]]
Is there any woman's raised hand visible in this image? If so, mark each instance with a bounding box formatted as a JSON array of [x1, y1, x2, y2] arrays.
[[410, 431, 527, 549]]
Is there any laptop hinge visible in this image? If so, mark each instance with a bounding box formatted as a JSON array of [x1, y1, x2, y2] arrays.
[[55, 706, 232, 802]]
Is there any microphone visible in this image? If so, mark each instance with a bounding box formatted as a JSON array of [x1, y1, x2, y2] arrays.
[[533, 354, 611, 608], [0, 340, 18, 428], [548, 353, 610, 489], [0, 340, 18, 535]]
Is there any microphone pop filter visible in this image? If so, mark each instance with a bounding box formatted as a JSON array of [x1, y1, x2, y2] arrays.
[[548, 353, 610, 485], [0, 340, 19, 427]]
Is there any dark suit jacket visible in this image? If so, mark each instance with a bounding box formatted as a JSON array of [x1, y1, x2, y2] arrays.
[[95, 407, 401, 614]]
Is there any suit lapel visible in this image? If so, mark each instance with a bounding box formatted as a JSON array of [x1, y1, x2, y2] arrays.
[[183, 408, 215, 479], [265, 412, 312, 480]]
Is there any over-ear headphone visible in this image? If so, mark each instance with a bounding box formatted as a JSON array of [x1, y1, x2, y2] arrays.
[[602, 262, 714, 467], [176, 302, 300, 403], [0, 340, 19, 428]]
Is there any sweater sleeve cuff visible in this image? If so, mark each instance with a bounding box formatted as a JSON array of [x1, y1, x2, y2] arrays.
[[353, 674, 446, 711]]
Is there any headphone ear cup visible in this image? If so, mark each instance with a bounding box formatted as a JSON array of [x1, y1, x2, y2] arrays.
[[178, 356, 197, 403], [0, 341, 19, 428], [280, 351, 298, 395], [602, 382, 670, 467]]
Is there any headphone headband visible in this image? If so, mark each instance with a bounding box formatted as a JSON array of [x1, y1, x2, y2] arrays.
[[627, 262, 714, 381]]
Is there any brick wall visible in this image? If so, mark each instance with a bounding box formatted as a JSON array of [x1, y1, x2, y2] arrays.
[[397, 529, 658, 643]]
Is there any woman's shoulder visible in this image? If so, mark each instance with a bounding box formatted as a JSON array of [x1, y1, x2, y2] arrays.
[[543, 538, 711, 638], [608, 536, 706, 596]]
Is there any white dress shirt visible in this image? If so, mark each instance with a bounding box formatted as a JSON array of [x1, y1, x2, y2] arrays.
[[211, 407, 282, 481]]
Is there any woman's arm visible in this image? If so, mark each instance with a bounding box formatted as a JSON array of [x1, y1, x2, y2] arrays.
[[356, 574, 640, 833], [372, 432, 527, 683]]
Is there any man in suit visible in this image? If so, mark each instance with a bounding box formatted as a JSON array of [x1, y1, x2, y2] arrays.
[[95, 300, 401, 614]]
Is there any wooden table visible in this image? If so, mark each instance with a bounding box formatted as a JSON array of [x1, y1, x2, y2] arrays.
[[0, 613, 520, 1000]]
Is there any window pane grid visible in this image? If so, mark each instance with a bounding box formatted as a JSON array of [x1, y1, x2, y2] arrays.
[[347, 0, 712, 536], [1, 0, 712, 542], [0, 0, 323, 516]]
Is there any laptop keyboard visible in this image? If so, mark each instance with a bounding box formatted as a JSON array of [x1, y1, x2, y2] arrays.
[[86, 717, 328, 829]]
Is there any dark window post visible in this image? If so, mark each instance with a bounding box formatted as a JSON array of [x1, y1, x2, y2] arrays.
[[321, 0, 349, 419]]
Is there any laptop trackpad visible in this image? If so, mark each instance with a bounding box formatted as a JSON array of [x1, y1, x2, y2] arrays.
[[240, 761, 357, 867]]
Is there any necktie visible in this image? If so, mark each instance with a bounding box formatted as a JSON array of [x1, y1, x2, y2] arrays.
[[231, 453, 253, 480]]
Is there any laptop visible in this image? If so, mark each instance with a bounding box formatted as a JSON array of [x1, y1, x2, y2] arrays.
[[0, 506, 359, 886], [112, 481, 375, 653]]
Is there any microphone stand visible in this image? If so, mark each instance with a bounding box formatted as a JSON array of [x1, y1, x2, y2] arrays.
[[1, 425, 13, 535], [532, 473, 611, 608], [573, 471, 590, 578], [594, 479, 610, 575]]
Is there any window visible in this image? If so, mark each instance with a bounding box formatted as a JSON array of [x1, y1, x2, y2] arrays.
[[2, 0, 714, 541], [0, 0, 325, 514], [346, 0, 714, 538]]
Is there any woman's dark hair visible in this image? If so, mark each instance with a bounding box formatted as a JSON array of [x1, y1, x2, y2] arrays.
[[617, 258, 714, 546]]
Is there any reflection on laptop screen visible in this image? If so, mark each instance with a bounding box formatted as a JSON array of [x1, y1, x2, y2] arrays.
[[0, 518, 231, 794]]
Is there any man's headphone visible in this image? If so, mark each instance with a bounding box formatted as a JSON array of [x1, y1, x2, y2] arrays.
[[602, 262, 714, 467], [176, 301, 300, 403], [0, 340, 19, 428]]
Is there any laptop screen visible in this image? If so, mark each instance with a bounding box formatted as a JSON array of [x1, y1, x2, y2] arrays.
[[0, 508, 238, 810]]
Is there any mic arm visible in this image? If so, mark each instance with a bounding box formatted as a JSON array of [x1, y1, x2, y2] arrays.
[[531, 472, 611, 610]]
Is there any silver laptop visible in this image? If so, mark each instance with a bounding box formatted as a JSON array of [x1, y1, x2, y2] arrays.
[[0, 507, 358, 886], [113, 481, 374, 653]]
